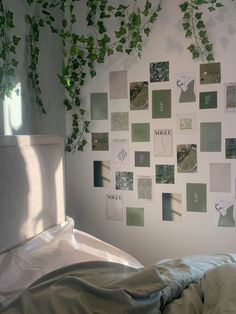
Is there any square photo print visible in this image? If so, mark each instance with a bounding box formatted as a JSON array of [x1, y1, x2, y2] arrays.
[[126, 207, 144, 227], [116, 171, 133, 191], [92, 132, 109, 151], [156, 165, 175, 184], [135, 151, 150, 167], [200, 62, 221, 84], [199, 91, 217, 109], [150, 61, 169, 83]]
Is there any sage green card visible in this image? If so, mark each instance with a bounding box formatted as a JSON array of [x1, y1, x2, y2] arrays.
[[200, 122, 221, 152], [90, 93, 108, 120], [199, 91, 217, 109], [200, 62, 221, 84], [152, 89, 171, 118], [126, 207, 144, 226], [131, 123, 150, 142], [92, 132, 109, 151], [186, 183, 207, 212]]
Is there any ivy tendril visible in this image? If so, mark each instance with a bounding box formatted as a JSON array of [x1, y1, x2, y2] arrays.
[[180, 0, 225, 62], [0, 0, 20, 101]]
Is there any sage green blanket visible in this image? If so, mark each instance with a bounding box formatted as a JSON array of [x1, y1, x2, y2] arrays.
[[1, 261, 166, 314], [2, 254, 236, 313]]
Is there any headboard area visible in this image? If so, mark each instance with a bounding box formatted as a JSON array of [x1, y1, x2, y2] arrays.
[[0, 135, 65, 254]]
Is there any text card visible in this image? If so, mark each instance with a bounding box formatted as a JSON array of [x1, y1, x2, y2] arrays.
[[186, 183, 207, 212]]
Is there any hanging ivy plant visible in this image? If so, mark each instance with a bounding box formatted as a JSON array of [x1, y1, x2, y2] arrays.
[[0, 0, 20, 101], [179, 0, 230, 62], [0, 0, 234, 152], [26, 0, 163, 152]]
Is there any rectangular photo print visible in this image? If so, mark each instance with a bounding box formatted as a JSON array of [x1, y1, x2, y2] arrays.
[[225, 82, 236, 112], [162, 193, 182, 221], [213, 198, 236, 227], [154, 129, 172, 157], [137, 176, 153, 202], [200, 62, 221, 84], [186, 183, 207, 212], [177, 144, 197, 173], [106, 194, 123, 221], [199, 91, 217, 109], [176, 72, 196, 103], [225, 138, 236, 159], [130, 81, 148, 110], [111, 112, 129, 131], [93, 161, 111, 187], [111, 139, 129, 165]]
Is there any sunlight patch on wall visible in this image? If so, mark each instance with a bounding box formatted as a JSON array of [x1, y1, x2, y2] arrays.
[[4, 82, 22, 135]]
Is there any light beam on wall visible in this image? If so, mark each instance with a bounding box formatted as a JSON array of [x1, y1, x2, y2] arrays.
[[4, 82, 22, 134]]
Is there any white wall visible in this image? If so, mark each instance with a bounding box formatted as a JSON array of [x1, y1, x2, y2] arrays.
[[0, 1, 65, 136], [66, 0, 236, 265]]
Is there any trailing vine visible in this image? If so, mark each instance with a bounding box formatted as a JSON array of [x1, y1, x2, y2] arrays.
[[27, 0, 163, 152], [0, 0, 20, 101], [180, 0, 227, 62], [0, 0, 234, 152]]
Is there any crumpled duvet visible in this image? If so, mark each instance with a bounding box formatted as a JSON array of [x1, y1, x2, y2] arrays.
[[158, 254, 236, 314]]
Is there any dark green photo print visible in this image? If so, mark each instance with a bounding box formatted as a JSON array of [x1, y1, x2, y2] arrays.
[[199, 91, 217, 109], [92, 132, 109, 151], [135, 151, 150, 167], [162, 193, 182, 221], [156, 165, 175, 184], [186, 183, 207, 212], [93, 161, 111, 187], [200, 62, 221, 84], [226, 138, 236, 159], [150, 61, 169, 83], [152, 89, 171, 119], [177, 144, 197, 173]]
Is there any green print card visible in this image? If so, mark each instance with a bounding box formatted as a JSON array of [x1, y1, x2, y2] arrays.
[[186, 183, 207, 212], [200, 122, 221, 152], [90, 92, 108, 120], [135, 151, 150, 167], [116, 171, 133, 191], [111, 112, 129, 131], [199, 91, 217, 109], [152, 89, 171, 119], [131, 123, 150, 142], [92, 132, 109, 151], [126, 207, 144, 227]]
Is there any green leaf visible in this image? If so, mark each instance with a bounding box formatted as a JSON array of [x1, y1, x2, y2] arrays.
[[195, 12, 203, 19], [199, 30, 207, 38], [144, 27, 150, 36], [185, 29, 192, 37], [187, 44, 195, 52], [183, 22, 190, 30], [90, 70, 96, 77], [107, 48, 113, 56], [192, 50, 200, 59], [11, 58, 18, 66], [179, 2, 188, 12], [116, 44, 123, 52], [207, 53, 215, 61], [205, 43, 213, 51], [196, 20, 205, 28]]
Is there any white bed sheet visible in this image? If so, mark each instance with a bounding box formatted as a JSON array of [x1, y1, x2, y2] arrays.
[[0, 216, 142, 309]]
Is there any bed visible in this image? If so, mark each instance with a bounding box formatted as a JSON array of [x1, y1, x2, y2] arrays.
[[0, 135, 236, 313]]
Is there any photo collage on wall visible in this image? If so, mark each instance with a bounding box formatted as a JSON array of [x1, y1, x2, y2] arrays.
[[91, 62, 236, 228]]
